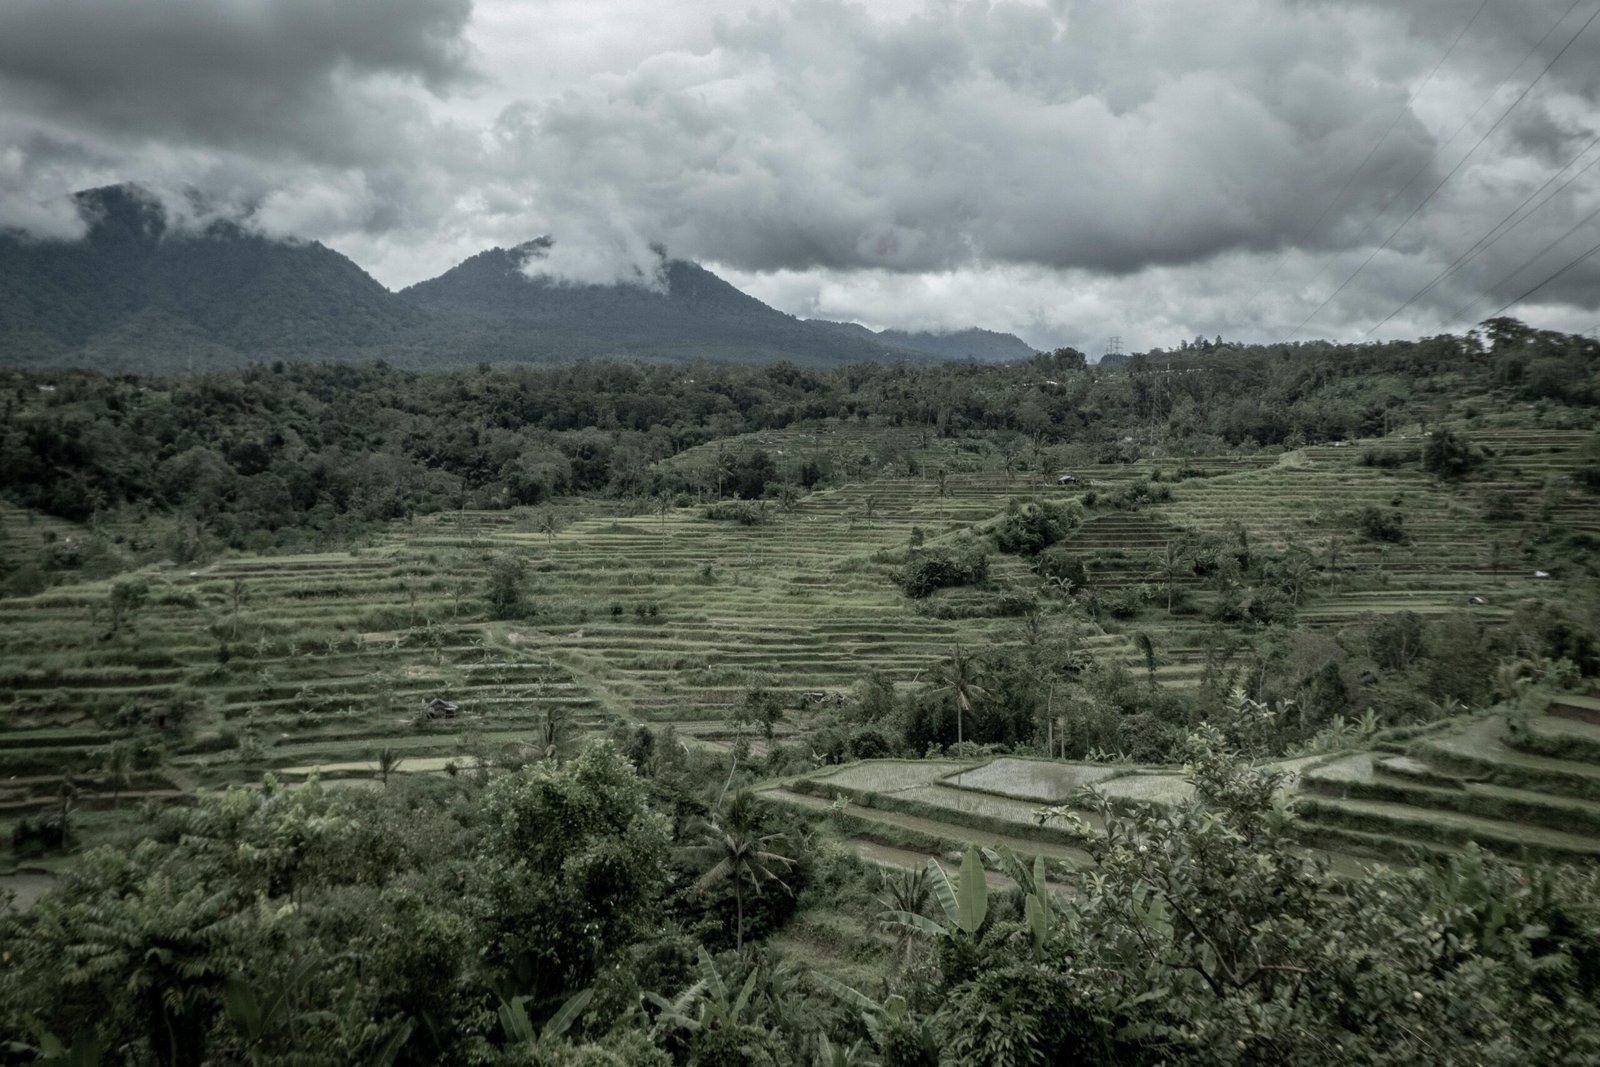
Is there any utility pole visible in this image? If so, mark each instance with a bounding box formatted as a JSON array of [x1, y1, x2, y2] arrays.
[[1104, 336, 1123, 360]]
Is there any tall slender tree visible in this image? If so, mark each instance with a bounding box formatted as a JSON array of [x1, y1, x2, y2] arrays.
[[683, 798, 795, 950], [932, 643, 989, 749]]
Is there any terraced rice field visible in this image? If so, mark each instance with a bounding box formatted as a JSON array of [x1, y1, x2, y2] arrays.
[[766, 699, 1600, 877], [944, 757, 1120, 801], [1293, 696, 1600, 863], [2, 422, 1598, 859]]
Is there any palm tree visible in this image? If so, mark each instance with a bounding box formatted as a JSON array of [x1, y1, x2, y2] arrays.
[[537, 509, 560, 544], [1147, 539, 1188, 614], [229, 578, 248, 640], [1279, 543, 1316, 607], [875, 866, 931, 963], [682, 800, 795, 950], [376, 747, 405, 787], [932, 643, 989, 749], [712, 444, 732, 499], [535, 705, 574, 764]]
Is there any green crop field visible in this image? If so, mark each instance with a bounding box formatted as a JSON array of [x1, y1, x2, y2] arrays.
[[4, 413, 1600, 878]]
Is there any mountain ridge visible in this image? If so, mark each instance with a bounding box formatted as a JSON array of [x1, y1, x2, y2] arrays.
[[0, 184, 1027, 372], [808, 319, 1036, 362]]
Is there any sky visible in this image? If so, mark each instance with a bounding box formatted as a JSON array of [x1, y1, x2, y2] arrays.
[[1, 0, 1598, 354]]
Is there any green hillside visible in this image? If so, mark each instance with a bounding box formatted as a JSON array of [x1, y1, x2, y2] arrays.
[[4, 328, 1600, 1063]]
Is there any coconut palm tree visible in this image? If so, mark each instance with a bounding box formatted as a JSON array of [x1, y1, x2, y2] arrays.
[[100, 740, 137, 808], [681, 798, 795, 950], [1134, 632, 1158, 690], [932, 643, 989, 749], [376, 746, 405, 787], [1147, 539, 1189, 614], [534, 705, 574, 764], [537, 509, 560, 544]]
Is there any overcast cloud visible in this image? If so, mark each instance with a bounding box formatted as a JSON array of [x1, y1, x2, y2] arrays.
[[1, 0, 1597, 352]]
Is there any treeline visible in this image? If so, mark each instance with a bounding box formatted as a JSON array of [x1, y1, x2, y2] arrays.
[[1, 319, 1595, 556]]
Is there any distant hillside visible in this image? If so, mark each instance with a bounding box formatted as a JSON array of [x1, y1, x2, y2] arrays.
[[401, 243, 920, 367], [0, 185, 934, 372], [0, 185, 423, 373], [809, 320, 1035, 362]]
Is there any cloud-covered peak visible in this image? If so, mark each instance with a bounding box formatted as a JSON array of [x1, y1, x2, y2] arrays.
[[1, 0, 1596, 350]]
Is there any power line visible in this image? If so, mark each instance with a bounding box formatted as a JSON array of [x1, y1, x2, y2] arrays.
[[1283, 0, 1595, 343], [1480, 231, 1600, 320], [1362, 131, 1600, 337], [1453, 200, 1600, 323], [1281, 0, 1498, 334], [1290, 0, 1490, 256]]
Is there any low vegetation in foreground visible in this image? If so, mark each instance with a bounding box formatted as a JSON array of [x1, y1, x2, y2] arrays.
[[4, 733, 1600, 1065]]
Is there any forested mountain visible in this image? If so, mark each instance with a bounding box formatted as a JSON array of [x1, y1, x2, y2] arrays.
[[809, 319, 1036, 361], [880, 326, 1035, 361], [0, 185, 938, 372], [0, 185, 425, 374], [401, 242, 926, 366]]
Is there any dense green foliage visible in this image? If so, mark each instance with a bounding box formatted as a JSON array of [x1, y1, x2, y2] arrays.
[[0, 740, 810, 1065], [894, 538, 992, 598], [6, 734, 1598, 1065], [928, 731, 1600, 1065], [5, 316, 1593, 571]]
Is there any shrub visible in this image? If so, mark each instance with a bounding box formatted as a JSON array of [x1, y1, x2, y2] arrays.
[[485, 552, 530, 618], [1105, 479, 1171, 511], [993, 500, 1081, 556], [1358, 448, 1417, 469], [895, 538, 991, 598], [1100, 585, 1149, 619], [1484, 490, 1523, 520], [10, 815, 68, 858], [1356, 506, 1406, 543], [1422, 428, 1483, 479], [702, 500, 771, 526]]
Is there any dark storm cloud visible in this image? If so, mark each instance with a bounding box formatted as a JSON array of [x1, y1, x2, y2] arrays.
[[0, 0, 475, 166], [1361, 0, 1600, 101], [504, 0, 1438, 279], [1505, 103, 1594, 166]]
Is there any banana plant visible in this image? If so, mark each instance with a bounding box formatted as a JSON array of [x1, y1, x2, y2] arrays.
[[812, 971, 936, 1063], [4, 1030, 107, 1067], [982, 844, 1060, 956], [645, 947, 760, 1039], [814, 1031, 876, 1066], [879, 849, 988, 939], [498, 987, 593, 1046]]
